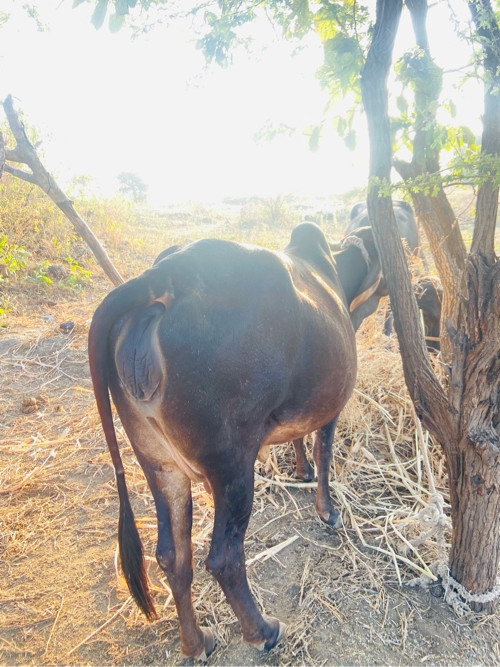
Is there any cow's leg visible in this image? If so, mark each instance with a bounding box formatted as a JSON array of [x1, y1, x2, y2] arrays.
[[107, 391, 215, 661], [292, 438, 314, 481], [206, 460, 285, 650], [313, 417, 340, 526], [143, 462, 216, 661], [383, 308, 394, 337]]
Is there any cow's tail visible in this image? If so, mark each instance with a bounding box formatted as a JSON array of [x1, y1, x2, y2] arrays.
[[88, 265, 174, 620]]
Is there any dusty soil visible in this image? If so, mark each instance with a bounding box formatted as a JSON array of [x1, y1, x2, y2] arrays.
[[1, 286, 499, 667]]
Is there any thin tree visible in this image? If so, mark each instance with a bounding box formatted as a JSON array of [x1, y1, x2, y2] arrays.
[[1, 95, 123, 287]]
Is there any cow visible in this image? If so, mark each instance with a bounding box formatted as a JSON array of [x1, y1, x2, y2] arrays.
[[414, 276, 443, 352], [88, 223, 381, 660], [340, 200, 441, 351]]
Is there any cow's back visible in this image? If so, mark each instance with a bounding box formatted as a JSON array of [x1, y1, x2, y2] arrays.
[[108, 236, 355, 450]]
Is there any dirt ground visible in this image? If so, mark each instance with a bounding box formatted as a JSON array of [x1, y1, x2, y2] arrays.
[[1, 281, 499, 667]]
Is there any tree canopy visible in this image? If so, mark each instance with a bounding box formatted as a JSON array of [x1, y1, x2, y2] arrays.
[[117, 171, 148, 203]]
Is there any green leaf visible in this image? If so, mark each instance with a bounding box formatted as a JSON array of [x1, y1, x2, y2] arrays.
[[396, 94, 408, 113], [460, 125, 476, 146], [307, 125, 322, 151], [91, 0, 108, 29], [115, 0, 129, 15], [109, 11, 125, 32], [344, 130, 356, 151], [313, 7, 338, 44], [72, 0, 87, 7], [204, 11, 217, 25]]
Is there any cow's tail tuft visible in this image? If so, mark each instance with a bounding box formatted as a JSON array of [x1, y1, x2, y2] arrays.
[[117, 477, 157, 619]]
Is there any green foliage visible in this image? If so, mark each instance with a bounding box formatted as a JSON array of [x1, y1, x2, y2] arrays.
[[73, 0, 140, 32], [26, 261, 53, 286], [254, 120, 296, 144], [21, 3, 49, 31], [196, 4, 256, 66], [0, 169, 137, 307], [0, 236, 29, 280], [64, 257, 92, 289], [395, 47, 443, 103]]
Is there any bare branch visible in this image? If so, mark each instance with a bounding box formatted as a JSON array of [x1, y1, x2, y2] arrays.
[[2, 94, 124, 287], [3, 164, 39, 185], [5, 148, 29, 164]]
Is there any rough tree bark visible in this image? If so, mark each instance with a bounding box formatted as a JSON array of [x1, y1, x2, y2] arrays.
[[446, 0, 500, 611], [361, 0, 499, 612], [1, 95, 124, 287]]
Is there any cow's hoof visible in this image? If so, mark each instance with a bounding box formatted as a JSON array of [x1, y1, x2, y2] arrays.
[[264, 619, 287, 651], [246, 617, 287, 652], [293, 467, 314, 483], [185, 627, 216, 663], [317, 507, 340, 527]]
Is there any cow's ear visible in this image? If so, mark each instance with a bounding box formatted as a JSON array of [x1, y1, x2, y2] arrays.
[[342, 229, 383, 312]]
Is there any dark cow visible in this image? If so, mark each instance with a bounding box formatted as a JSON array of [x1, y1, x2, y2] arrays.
[[344, 200, 420, 331], [347, 199, 419, 251], [414, 276, 443, 352], [88, 223, 381, 660], [341, 200, 441, 350]]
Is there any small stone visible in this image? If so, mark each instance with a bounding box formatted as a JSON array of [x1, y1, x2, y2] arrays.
[[59, 320, 75, 333]]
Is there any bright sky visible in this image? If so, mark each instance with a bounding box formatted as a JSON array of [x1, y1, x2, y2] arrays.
[[0, 1, 481, 206]]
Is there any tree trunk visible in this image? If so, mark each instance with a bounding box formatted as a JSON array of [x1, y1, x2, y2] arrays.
[[393, 0, 467, 361], [447, 254, 500, 612], [446, 1, 500, 609], [362, 0, 500, 612], [360, 0, 452, 443]]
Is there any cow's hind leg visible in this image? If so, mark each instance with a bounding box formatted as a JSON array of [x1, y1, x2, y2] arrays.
[[143, 462, 216, 661], [313, 417, 340, 526], [292, 437, 314, 481], [206, 459, 285, 651]]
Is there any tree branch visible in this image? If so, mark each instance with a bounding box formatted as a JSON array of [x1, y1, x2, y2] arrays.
[[3, 164, 39, 185], [396, 0, 467, 361], [468, 0, 500, 264], [1, 94, 124, 287], [5, 147, 29, 164], [361, 0, 452, 444]]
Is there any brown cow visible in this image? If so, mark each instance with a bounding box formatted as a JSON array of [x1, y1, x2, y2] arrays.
[[88, 223, 381, 660]]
